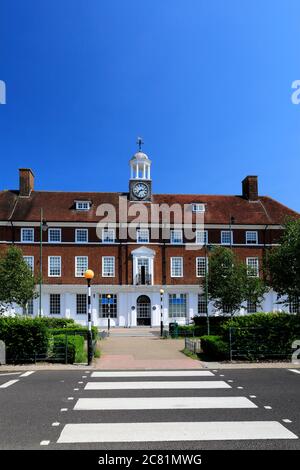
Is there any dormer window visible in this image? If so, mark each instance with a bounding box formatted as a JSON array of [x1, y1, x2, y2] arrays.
[[75, 200, 91, 211], [192, 203, 205, 213]]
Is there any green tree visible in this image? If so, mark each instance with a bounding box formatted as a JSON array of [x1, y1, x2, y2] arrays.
[[0, 246, 38, 315], [243, 274, 269, 312], [207, 246, 267, 316], [267, 218, 300, 312], [207, 246, 246, 316]]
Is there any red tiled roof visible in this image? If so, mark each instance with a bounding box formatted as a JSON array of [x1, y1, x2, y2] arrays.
[[0, 190, 298, 225]]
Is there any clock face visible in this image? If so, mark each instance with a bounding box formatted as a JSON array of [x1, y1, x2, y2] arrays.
[[132, 182, 149, 199]]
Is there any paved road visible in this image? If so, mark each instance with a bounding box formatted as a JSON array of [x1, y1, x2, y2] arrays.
[[0, 368, 299, 450]]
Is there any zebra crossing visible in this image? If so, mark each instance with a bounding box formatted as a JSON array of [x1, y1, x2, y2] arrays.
[[56, 369, 298, 445]]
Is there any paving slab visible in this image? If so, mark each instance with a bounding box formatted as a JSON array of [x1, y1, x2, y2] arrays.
[[94, 333, 205, 370]]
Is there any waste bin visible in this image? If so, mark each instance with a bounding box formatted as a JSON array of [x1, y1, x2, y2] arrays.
[[169, 322, 179, 338]]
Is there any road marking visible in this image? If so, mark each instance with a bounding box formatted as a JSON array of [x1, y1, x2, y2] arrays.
[[91, 371, 215, 378], [52, 422, 60, 426], [288, 369, 300, 375], [0, 379, 19, 389], [60, 408, 68, 412], [85, 381, 231, 390], [237, 386, 244, 389], [283, 419, 292, 423], [74, 396, 257, 411], [0, 372, 21, 377], [264, 406, 272, 409], [57, 421, 298, 443], [228, 380, 234, 383], [67, 397, 74, 400], [40, 440, 50, 446], [74, 388, 79, 391], [250, 395, 256, 398], [20, 371, 35, 377], [82, 376, 87, 378], [78, 381, 83, 384]]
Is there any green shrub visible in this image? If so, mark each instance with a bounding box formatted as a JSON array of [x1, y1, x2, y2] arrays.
[[200, 335, 229, 360], [192, 316, 230, 335], [50, 325, 98, 340], [39, 318, 75, 328], [0, 317, 50, 363], [50, 334, 85, 364], [222, 313, 300, 360]]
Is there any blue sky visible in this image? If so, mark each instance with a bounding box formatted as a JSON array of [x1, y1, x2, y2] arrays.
[[0, 0, 300, 211]]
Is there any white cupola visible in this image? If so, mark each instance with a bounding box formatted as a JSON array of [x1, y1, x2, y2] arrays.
[[129, 137, 151, 180]]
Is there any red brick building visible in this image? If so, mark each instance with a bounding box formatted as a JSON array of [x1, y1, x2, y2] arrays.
[[0, 150, 298, 326]]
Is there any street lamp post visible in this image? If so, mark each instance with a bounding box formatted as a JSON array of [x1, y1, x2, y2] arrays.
[[205, 244, 212, 336], [39, 208, 48, 317], [107, 294, 111, 332], [160, 288, 164, 337], [84, 269, 94, 366]]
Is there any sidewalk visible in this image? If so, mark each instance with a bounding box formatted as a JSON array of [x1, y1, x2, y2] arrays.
[[94, 328, 205, 369]]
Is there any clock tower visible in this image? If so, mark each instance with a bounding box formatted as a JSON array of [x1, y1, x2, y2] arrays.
[[129, 138, 152, 202]]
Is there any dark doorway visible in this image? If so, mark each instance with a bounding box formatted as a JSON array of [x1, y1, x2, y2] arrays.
[[136, 295, 151, 326]]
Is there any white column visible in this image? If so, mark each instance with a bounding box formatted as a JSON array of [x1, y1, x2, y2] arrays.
[[148, 165, 150, 179], [143, 163, 146, 179], [135, 164, 139, 178]]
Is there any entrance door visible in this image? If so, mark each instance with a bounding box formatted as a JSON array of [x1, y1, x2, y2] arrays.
[[136, 295, 151, 326]]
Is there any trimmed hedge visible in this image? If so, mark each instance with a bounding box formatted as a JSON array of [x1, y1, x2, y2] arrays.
[[200, 335, 229, 360], [222, 313, 300, 360], [0, 317, 50, 363], [50, 325, 98, 340], [39, 318, 75, 329], [0, 317, 96, 364], [51, 334, 85, 364]]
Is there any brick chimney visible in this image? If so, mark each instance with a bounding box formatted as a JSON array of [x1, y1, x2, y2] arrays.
[[242, 175, 258, 201], [19, 168, 34, 197]]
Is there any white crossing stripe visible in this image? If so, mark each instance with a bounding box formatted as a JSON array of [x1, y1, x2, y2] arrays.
[[288, 369, 300, 375], [20, 371, 35, 377], [74, 396, 257, 411], [85, 381, 231, 390], [0, 379, 19, 389], [0, 372, 21, 377], [91, 371, 215, 378], [57, 421, 298, 443]]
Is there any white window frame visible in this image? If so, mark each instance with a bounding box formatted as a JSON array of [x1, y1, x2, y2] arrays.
[[75, 228, 88, 244], [196, 257, 207, 277], [49, 293, 61, 315], [246, 257, 259, 277], [21, 228, 34, 243], [76, 294, 87, 315], [102, 256, 115, 277], [195, 230, 208, 245], [192, 203, 205, 213], [48, 228, 61, 243], [102, 229, 115, 243], [27, 298, 34, 315], [246, 231, 258, 245], [23, 256, 34, 273], [75, 256, 88, 277], [198, 294, 207, 315], [170, 229, 183, 244], [221, 230, 232, 245], [170, 257, 183, 277], [168, 293, 187, 318], [48, 256, 61, 277], [75, 201, 91, 211], [136, 228, 149, 243], [247, 299, 257, 313]]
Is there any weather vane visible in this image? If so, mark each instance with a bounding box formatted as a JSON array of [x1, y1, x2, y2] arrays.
[[136, 136, 144, 152]]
